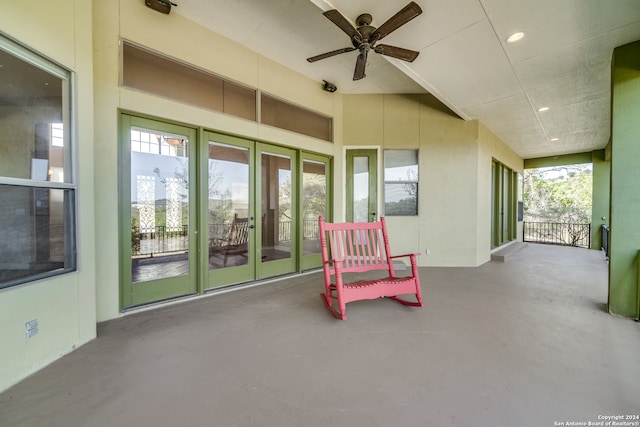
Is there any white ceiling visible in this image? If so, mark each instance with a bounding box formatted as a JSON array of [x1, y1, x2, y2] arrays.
[[174, 0, 640, 159]]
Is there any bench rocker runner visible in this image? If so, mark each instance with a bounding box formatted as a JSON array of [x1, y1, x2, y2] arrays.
[[318, 215, 424, 320]]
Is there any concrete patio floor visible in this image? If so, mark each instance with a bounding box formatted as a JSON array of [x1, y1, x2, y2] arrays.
[[1, 243, 639, 427]]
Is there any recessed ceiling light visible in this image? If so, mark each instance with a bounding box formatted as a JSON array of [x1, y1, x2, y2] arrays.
[[550, 138, 559, 142], [506, 32, 525, 43], [537, 106, 549, 112]]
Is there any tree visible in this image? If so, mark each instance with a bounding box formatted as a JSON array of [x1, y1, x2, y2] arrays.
[[524, 165, 592, 223], [523, 164, 592, 246]]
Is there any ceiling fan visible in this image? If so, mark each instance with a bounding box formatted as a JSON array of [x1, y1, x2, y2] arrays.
[[307, 2, 423, 81]]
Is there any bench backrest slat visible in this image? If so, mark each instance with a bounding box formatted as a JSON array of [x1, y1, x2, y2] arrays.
[[319, 216, 393, 274]]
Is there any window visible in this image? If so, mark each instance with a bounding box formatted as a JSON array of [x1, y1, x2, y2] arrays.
[[0, 35, 76, 289], [260, 93, 333, 142], [122, 42, 256, 121], [384, 150, 418, 216], [122, 42, 334, 142], [491, 159, 517, 247]]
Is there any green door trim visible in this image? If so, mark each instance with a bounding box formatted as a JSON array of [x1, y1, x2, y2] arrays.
[[256, 142, 298, 279], [299, 152, 333, 271], [119, 113, 198, 309], [203, 131, 256, 289]]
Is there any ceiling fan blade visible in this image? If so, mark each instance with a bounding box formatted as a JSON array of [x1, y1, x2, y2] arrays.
[[307, 47, 356, 63], [323, 9, 360, 40], [371, 1, 422, 42], [374, 44, 420, 62], [353, 49, 368, 81]]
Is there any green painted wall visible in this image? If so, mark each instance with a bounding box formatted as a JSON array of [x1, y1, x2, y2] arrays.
[[524, 152, 592, 169], [609, 40, 640, 319], [591, 149, 610, 251]]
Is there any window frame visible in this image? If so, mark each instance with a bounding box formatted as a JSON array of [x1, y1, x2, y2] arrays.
[[0, 34, 77, 289], [383, 149, 419, 217]]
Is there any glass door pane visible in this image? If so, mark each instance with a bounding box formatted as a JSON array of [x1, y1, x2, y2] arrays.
[[302, 160, 326, 256], [261, 152, 292, 262], [258, 144, 296, 278], [208, 142, 251, 269], [205, 134, 255, 288], [353, 156, 370, 222], [346, 150, 377, 223], [130, 128, 190, 283], [300, 153, 331, 271]]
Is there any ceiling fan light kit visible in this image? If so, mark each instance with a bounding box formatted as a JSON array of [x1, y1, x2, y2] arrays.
[[307, 1, 423, 81]]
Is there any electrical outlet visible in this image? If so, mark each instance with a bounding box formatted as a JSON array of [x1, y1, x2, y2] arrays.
[[25, 319, 38, 339], [425, 248, 431, 255]]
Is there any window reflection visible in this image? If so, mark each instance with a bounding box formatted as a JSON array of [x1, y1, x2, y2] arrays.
[[0, 39, 75, 289], [262, 153, 292, 262], [207, 142, 250, 269], [302, 160, 326, 255], [130, 128, 189, 283]]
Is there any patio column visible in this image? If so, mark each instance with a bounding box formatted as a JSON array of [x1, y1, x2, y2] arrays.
[[609, 40, 640, 319]]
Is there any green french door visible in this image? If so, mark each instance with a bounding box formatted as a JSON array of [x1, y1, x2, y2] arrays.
[[300, 153, 331, 271], [204, 132, 256, 288], [346, 149, 378, 222], [256, 143, 297, 279], [204, 135, 298, 288], [120, 115, 198, 307], [121, 118, 325, 305]]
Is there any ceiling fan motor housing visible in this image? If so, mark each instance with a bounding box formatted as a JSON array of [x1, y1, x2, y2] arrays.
[[306, 2, 422, 80]]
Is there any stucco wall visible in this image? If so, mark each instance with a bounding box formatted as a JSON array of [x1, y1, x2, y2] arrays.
[[420, 96, 480, 266], [0, 1, 96, 393], [343, 94, 523, 267], [477, 122, 524, 265]]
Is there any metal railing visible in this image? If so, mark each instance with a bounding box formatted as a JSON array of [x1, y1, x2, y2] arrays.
[[132, 220, 319, 256], [279, 221, 292, 242], [303, 219, 320, 240], [523, 222, 591, 248], [132, 225, 189, 256]]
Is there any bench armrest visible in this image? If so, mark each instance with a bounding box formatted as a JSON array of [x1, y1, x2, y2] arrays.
[[390, 253, 421, 259]]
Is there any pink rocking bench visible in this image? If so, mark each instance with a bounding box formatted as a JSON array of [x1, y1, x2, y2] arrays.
[[318, 216, 423, 320]]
